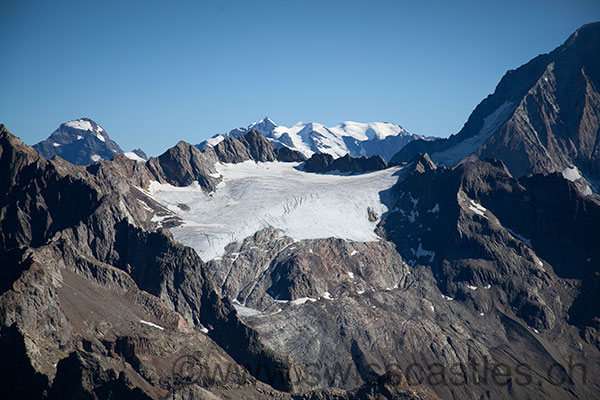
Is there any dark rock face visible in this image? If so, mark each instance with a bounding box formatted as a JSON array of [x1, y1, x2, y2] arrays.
[[392, 22, 600, 190], [146, 140, 220, 190], [211, 129, 306, 163], [33, 118, 123, 165], [303, 153, 388, 173], [132, 148, 148, 160]]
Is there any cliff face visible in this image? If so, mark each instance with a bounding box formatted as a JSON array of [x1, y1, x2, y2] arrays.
[[393, 23, 600, 191]]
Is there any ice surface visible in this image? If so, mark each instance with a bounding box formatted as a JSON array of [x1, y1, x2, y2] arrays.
[[66, 119, 94, 131], [233, 303, 263, 317], [146, 161, 402, 261], [291, 297, 317, 305], [562, 166, 582, 182]]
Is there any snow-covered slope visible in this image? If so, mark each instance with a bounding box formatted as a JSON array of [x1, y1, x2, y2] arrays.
[[145, 161, 403, 260], [198, 117, 429, 161]]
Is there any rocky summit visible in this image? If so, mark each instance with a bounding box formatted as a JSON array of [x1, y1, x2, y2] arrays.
[[2, 23, 600, 400], [392, 22, 600, 195], [33, 118, 148, 166]]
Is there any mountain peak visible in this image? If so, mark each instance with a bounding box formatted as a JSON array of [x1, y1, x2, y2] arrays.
[[391, 22, 600, 194], [198, 118, 426, 161], [59, 117, 104, 134], [249, 116, 277, 133], [33, 118, 123, 165]]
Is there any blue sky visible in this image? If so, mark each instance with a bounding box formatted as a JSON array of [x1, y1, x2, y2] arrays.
[[1, 1, 599, 156]]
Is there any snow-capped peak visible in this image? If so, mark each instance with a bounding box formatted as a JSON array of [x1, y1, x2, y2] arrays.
[[63, 118, 105, 134], [199, 117, 428, 161], [33, 118, 125, 165]]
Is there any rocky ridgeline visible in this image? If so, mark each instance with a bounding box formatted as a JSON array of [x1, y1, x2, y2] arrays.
[[393, 22, 600, 194], [1, 125, 441, 399]]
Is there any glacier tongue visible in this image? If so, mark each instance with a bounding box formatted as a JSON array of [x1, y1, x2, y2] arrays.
[[146, 161, 403, 261]]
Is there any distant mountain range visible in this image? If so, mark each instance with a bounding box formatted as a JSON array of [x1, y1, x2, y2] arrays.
[[198, 117, 430, 161]]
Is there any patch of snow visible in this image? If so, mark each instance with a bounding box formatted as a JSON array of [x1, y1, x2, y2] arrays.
[[233, 303, 263, 317], [441, 294, 454, 301], [533, 328, 539, 334], [140, 320, 164, 330], [562, 166, 582, 182], [124, 152, 146, 162], [350, 250, 358, 256], [65, 119, 94, 131], [468, 200, 487, 217], [506, 228, 532, 247], [415, 243, 435, 262], [208, 172, 221, 178], [357, 289, 365, 294], [145, 161, 403, 260], [200, 326, 209, 333], [407, 209, 419, 223], [430, 305, 435, 312], [151, 214, 169, 223], [322, 292, 333, 300], [203, 135, 226, 148], [479, 312, 485, 317], [409, 195, 419, 207], [583, 186, 593, 196], [347, 271, 355, 279], [76, 135, 84, 140], [96, 133, 106, 142], [291, 297, 317, 305], [428, 203, 440, 213], [90, 154, 101, 162], [52, 142, 61, 147], [467, 285, 478, 291], [430, 101, 514, 166], [484, 284, 491, 290]]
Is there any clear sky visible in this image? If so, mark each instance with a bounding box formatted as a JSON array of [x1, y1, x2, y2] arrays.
[[1, 0, 600, 156]]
